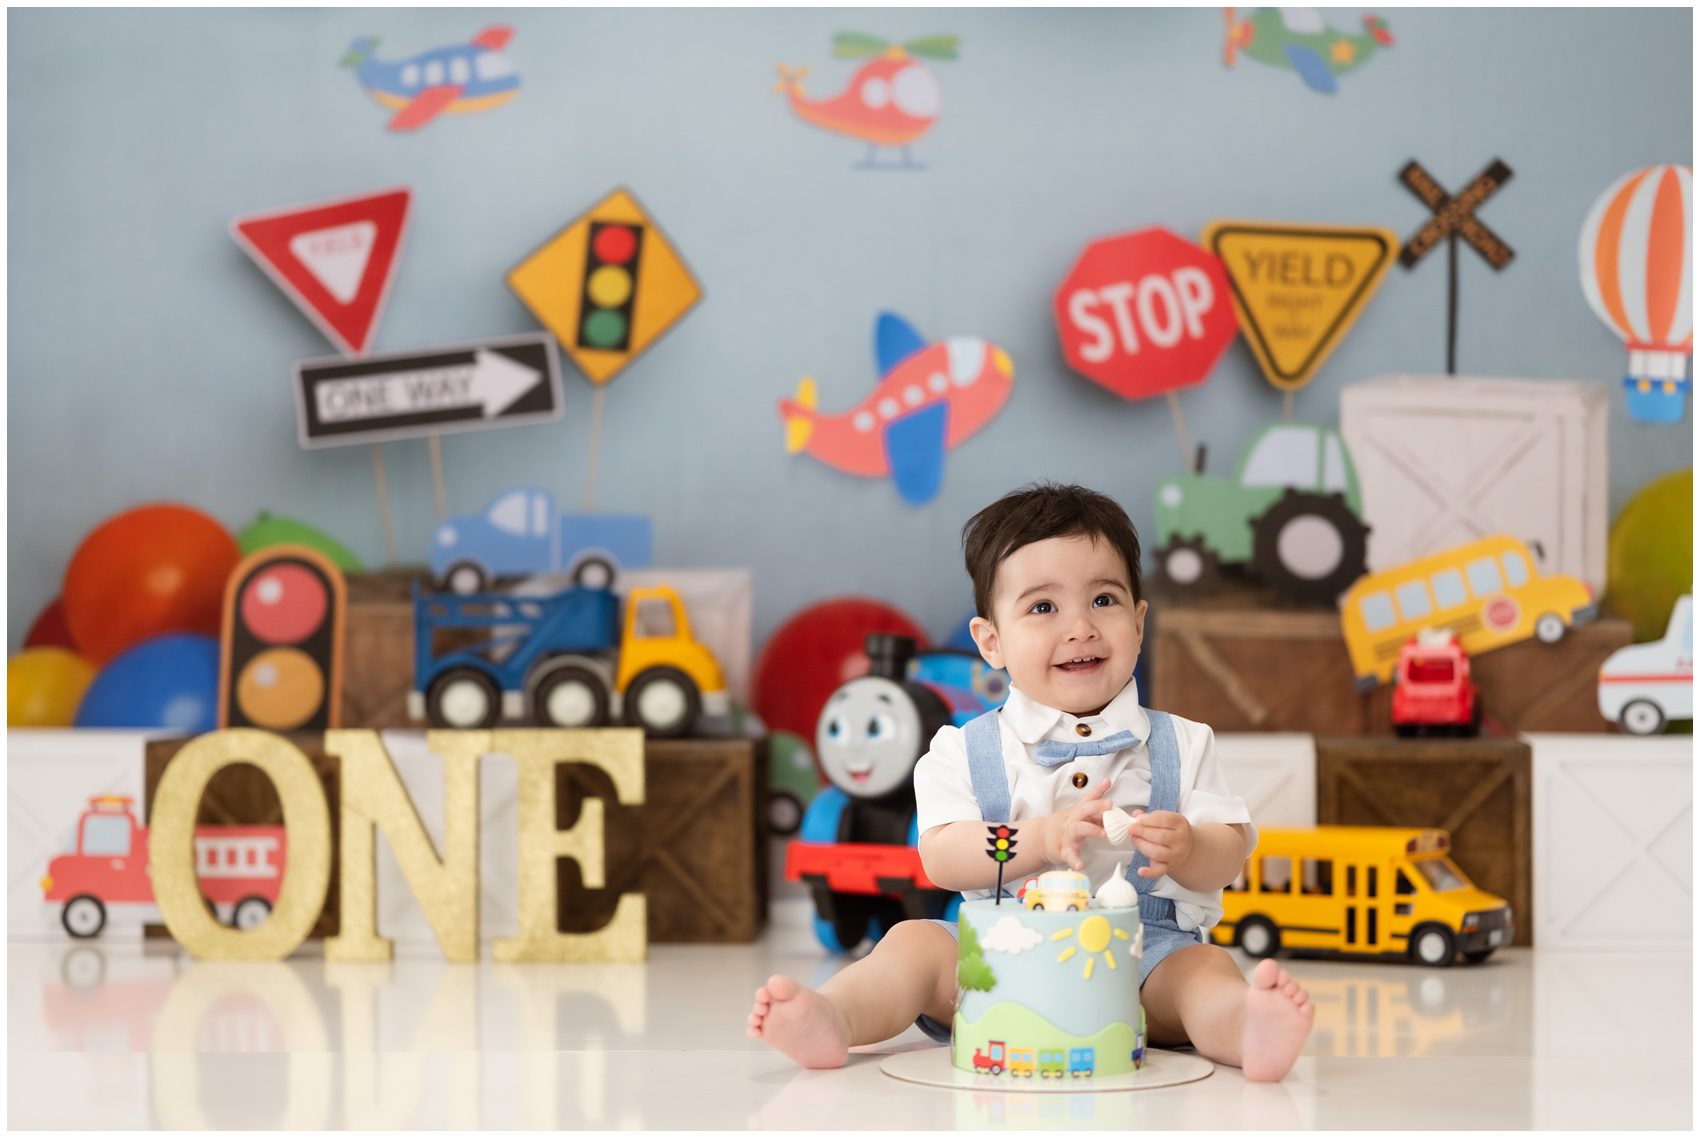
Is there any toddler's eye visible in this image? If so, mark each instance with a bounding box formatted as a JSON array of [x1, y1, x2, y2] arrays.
[[1093, 593, 1117, 607], [1029, 600, 1054, 614]]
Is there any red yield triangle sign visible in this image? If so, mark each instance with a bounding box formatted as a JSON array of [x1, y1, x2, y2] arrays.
[[231, 188, 411, 357]]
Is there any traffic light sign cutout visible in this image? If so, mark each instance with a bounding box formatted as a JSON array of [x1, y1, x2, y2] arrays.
[[219, 545, 346, 731], [508, 187, 702, 385]]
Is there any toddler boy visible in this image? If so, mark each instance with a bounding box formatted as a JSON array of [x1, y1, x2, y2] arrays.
[[748, 483, 1313, 1081]]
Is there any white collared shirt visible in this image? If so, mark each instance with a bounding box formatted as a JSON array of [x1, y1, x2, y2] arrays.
[[913, 677, 1258, 931]]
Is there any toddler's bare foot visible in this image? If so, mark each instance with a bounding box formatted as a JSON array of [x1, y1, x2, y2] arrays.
[[747, 974, 851, 1069], [1240, 959, 1313, 1082]]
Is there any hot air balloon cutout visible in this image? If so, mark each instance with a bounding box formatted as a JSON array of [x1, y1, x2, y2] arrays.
[[775, 33, 958, 169], [1222, 8, 1393, 94], [1395, 158, 1515, 375], [778, 312, 1014, 505], [342, 26, 520, 133], [1579, 164, 1693, 425]]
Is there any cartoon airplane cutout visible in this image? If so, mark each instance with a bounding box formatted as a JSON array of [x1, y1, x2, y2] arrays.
[[776, 33, 957, 168], [1223, 8, 1392, 94], [779, 313, 1014, 505], [342, 26, 520, 132]]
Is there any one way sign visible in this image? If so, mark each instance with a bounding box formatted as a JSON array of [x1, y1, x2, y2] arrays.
[[293, 333, 563, 448]]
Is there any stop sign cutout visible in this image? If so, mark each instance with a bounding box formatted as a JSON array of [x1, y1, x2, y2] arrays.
[[1054, 227, 1238, 401]]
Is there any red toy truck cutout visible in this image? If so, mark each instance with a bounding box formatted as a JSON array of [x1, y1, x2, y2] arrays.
[[1391, 631, 1481, 737], [40, 795, 287, 939]]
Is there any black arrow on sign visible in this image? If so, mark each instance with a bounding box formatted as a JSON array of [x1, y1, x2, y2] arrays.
[[1397, 158, 1515, 375]]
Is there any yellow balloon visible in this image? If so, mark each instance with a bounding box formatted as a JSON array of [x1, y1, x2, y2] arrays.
[[8, 647, 96, 726]]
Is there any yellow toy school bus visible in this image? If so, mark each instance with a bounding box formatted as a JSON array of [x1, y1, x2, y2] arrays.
[[1210, 827, 1513, 967], [1340, 535, 1596, 689]]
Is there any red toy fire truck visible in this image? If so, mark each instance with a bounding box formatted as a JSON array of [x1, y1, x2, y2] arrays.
[[39, 795, 287, 939], [1391, 631, 1482, 737]]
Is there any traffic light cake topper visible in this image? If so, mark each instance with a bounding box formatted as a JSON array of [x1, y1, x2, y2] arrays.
[[507, 187, 702, 385]]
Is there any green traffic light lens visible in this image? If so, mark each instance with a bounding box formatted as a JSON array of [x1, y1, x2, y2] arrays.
[[582, 309, 628, 348]]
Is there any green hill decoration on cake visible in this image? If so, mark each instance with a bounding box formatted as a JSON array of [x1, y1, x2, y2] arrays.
[[957, 919, 997, 993]]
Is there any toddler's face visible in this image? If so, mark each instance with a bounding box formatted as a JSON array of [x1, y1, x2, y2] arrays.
[[968, 533, 1147, 716]]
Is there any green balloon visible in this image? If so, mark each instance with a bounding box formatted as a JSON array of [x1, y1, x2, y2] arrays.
[[237, 512, 363, 572], [1606, 470, 1692, 642]]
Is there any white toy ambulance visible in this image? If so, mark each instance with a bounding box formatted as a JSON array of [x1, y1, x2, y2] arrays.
[[1597, 595, 1693, 735]]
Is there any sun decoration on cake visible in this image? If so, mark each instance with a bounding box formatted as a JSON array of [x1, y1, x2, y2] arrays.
[[1051, 914, 1130, 980]]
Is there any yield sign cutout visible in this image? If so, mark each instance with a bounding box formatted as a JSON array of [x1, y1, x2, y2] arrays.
[[232, 188, 411, 356], [1203, 221, 1395, 392]]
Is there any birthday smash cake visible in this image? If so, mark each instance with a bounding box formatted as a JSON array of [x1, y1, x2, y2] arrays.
[[951, 872, 1149, 1079]]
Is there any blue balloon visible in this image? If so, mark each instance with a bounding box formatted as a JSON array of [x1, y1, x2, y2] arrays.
[[75, 634, 220, 733]]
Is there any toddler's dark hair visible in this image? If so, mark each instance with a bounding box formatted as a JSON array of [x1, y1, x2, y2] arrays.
[[961, 482, 1143, 619]]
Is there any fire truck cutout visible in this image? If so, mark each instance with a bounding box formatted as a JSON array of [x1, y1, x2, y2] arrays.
[[39, 796, 288, 939]]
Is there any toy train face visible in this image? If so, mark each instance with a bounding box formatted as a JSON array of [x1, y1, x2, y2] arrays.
[[816, 675, 931, 800]]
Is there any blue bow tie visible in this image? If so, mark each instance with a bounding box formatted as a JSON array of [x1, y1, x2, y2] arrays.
[[1034, 729, 1139, 766]]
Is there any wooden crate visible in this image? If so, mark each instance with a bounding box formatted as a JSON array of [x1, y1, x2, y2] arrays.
[[559, 737, 767, 943], [1317, 736, 1532, 945], [143, 735, 343, 939], [1149, 580, 1633, 735], [344, 568, 428, 730]]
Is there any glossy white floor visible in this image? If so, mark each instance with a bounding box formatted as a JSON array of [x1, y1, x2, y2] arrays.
[[7, 901, 1693, 1130]]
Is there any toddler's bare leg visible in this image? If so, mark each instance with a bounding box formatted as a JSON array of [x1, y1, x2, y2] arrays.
[[1140, 946, 1312, 1082], [748, 920, 959, 1069]]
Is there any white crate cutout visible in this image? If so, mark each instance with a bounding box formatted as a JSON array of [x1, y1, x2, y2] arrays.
[[1215, 733, 1316, 829], [7, 729, 176, 941], [1340, 376, 1609, 594], [1527, 733, 1692, 950]]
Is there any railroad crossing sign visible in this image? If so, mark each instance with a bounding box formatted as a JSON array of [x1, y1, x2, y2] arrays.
[[1396, 157, 1515, 374], [293, 333, 561, 449]]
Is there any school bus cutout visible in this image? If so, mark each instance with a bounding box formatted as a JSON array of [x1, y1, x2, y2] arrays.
[[1210, 826, 1513, 967], [1340, 534, 1596, 689]]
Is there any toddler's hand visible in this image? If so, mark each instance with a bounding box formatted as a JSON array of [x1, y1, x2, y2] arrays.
[[1043, 779, 1114, 872], [1126, 810, 1194, 878]]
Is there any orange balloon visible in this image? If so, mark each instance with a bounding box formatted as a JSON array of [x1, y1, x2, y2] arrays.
[[8, 647, 96, 726], [62, 504, 240, 665]]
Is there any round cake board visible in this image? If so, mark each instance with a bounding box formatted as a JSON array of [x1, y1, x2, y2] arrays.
[[880, 1047, 1214, 1093]]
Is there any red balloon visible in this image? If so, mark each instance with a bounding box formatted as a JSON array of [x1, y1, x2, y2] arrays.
[[23, 596, 76, 650], [753, 598, 928, 742], [62, 504, 240, 665]]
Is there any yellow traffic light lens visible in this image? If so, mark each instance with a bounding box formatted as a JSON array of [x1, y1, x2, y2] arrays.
[[237, 648, 325, 730], [587, 265, 634, 308]]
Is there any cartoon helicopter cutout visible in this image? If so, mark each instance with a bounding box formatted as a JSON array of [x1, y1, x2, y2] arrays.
[[342, 26, 520, 132], [1223, 8, 1393, 94], [775, 33, 958, 168], [779, 313, 1013, 505]]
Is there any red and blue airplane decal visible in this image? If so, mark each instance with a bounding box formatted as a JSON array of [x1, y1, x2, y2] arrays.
[[342, 26, 520, 133]]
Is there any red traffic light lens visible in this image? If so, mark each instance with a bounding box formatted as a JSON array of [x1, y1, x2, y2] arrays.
[[592, 224, 638, 265]]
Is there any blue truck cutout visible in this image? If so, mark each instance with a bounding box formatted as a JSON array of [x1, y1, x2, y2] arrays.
[[430, 486, 653, 594]]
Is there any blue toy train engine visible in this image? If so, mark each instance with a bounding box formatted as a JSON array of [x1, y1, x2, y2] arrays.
[[786, 634, 964, 951]]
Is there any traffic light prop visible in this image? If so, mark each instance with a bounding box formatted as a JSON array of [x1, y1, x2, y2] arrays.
[[218, 545, 346, 731], [985, 823, 1017, 905]]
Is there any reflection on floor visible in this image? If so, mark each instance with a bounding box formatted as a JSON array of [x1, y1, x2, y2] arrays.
[[7, 904, 1693, 1129]]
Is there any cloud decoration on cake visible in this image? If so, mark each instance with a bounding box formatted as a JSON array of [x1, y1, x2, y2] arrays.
[[981, 915, 1044, 954]]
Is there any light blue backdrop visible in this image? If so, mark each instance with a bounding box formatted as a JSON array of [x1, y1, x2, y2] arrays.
[[8, 7, 1693, 654]]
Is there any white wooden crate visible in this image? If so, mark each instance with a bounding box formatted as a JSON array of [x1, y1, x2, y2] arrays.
[[1526, 733, 1692, 950], [7, 729, 177, 941], [1215, 733, 1317, 829], [1340, 376, 1609, 594]]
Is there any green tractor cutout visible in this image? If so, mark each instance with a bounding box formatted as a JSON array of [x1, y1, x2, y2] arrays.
[[1154, 422, 1371, 605]]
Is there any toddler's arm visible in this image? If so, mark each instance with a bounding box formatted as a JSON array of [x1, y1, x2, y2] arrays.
[[918, 779, 1114, 892]]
